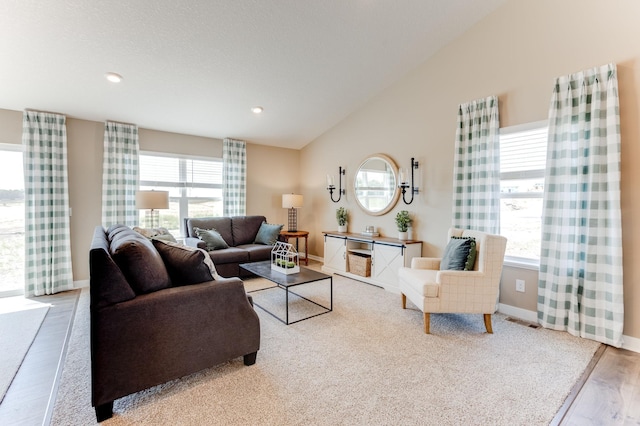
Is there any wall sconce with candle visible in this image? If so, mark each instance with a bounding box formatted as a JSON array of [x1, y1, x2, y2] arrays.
[[398, 158, 419, 205], [326, 166, 345, 203]]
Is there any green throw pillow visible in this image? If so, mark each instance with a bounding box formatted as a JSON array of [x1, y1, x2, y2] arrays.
[[254, 222, 283, 245], [440, 236, 477, 271], [194, 227, 229, 251]]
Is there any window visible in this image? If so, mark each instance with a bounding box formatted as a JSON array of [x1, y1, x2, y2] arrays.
[[139, 152, 223, 236], [499, 121, 548, 263], [0, 144, 25, 296]]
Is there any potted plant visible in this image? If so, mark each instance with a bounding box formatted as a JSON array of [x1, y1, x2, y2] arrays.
[[395, 210, 412, 240], [336, 207, 348, 233]]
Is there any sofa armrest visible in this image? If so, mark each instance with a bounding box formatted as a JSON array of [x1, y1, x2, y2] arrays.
[[411, 257, 441, 270], [435, 270, 499, 312], [91, 277, 259, 407], [436, 270, 488, 283], [184, 236, 207, 250]]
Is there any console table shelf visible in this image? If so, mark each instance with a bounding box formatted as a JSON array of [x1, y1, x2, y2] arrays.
[[322, 231, 422, 293]]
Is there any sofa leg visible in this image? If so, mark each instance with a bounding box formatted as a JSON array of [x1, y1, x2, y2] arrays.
[[423, 312, 430, 334], [484, 314, 493, 334], [95, 401, 114, 422], [243, 351, 257, 366], [401, 293, 406, 309]]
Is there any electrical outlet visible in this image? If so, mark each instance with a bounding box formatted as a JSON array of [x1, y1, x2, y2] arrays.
[[516, 279, 525, 293]]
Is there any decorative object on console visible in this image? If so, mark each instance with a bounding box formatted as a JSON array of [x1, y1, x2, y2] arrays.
[[336, 207, 348, 232], [395, 210, 412, 240], [282, 194, 303, 232], [271, 241, 300, 274], [326, 166, 346, 203], [135, 190, 169, 228], [398, 157, 419, 205], [361, 225, 379, 237]]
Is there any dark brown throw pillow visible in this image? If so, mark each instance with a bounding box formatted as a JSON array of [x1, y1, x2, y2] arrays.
[[110, 236, 172, 294], [152, 239, 219, 285]]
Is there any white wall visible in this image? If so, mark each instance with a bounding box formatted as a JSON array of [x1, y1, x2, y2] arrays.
[[300, 0, 640, 340]]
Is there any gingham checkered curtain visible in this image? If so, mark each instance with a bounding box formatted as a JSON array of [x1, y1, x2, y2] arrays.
[[101, 121, 139, 227], [22, 111, 73, 296], [223, 138, 246, 216], [538, 63, 623, 347], [452, 95, 500, 233]]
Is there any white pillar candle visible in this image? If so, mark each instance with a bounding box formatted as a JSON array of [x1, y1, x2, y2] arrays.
[[327, 174, 334, 187]]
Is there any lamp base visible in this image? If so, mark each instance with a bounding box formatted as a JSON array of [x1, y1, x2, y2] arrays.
[[287, 208, 298, 232], [144, 209, 160, 228]]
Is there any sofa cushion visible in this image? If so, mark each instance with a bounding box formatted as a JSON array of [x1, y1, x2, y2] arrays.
[[186, 217, 233, 244], [110, 230, 172, 294], [152, 239, 219, 284], [195, 227, 230, 250], [232, 216, 267, 246], [90, 227, 136, 308], [254, 222, 283, 245], [237, 244, 273, 262], [440, 236, 477, 271], [107, 223, 133, 241], [208, 247, 250, 265]]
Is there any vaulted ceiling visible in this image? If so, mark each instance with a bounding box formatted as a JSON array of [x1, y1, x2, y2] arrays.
[[1, 0, 506, 149]]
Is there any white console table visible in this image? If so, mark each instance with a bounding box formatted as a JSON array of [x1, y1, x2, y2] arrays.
[[321, 231, 422, 293]]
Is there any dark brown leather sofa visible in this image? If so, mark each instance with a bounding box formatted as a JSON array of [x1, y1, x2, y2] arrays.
[[89, 225, 260, 422], [183, 215, 275, 277]]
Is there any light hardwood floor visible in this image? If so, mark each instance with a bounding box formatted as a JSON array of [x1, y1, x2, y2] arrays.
[[1, 289, 639, 425]]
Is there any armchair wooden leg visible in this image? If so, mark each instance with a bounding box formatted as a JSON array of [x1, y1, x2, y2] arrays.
[[423, 312, 430, 334], [484, 314, 493, 334], [401, 293, 407, 309]]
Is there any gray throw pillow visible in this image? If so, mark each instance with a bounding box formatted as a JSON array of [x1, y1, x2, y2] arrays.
[[195, 227, 229, 250], [440, 236, 477, 271], [254, 222, 283, 245]]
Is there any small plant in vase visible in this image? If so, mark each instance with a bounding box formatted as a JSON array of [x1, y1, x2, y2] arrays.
[[395, 210, 412, 240], [336, 207, 348, 233]]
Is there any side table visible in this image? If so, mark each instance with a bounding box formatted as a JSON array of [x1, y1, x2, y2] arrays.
[[279, 230, 309, 265]]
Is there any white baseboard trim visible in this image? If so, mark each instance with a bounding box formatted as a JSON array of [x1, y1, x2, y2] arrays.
[[73, 279, 89, 289], [498, 303, 640, 354], [308, 254, 323, 262], [497, 303, 537, 322], [622, 335, 640, 353]]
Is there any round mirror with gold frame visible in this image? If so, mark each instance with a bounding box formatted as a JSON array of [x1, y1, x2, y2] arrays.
[[354, 154, 400, 216]]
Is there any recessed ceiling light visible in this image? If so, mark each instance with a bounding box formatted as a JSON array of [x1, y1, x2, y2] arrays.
[[251, 106, 263, 114], [105, 72, 123, 83]]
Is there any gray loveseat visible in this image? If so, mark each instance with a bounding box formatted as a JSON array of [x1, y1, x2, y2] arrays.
[[183, 215, 278, 277], [90, 225, 260, 422]]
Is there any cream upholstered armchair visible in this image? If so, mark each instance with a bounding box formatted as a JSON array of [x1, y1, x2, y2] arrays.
[[398, 228, 507, 334]]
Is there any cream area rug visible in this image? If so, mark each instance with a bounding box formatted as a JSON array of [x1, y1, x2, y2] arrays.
[[51, 275, 600, 425], [0, 296, 50, 403]]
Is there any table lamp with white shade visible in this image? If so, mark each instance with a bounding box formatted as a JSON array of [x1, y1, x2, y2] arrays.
[[136, 190, 169, 228]]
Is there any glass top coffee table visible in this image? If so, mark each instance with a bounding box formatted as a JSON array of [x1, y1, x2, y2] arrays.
[[240, 261, 333, 325]]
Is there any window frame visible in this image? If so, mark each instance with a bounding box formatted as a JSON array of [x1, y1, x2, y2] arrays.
[[0, 143, 26, 297], [499, 120, 548, 268], [138, 150, 223, 236]]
